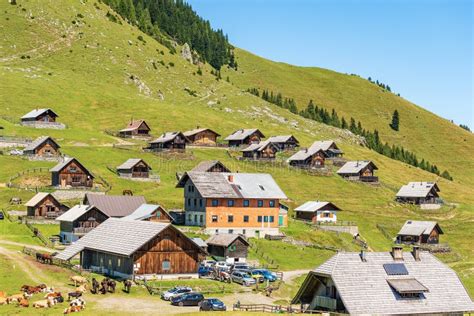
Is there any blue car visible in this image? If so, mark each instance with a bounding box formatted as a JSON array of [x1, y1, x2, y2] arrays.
[[198, 265, 211, 277], [252, 269, 277, 282], [199, 298, 226, 311]]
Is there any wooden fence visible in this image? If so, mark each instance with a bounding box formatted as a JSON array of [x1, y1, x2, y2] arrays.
[[233, 303, 348, 315], [8, 167, 50, 189], [142, 279, 238, 296], [22, 246, 90, 275], [24, 220, 54, 248]]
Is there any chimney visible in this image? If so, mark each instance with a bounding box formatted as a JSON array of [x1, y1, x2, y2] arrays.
[[412, 246, 421, 261], [228, 175, 234, 182], [391, 246, 404, 261], [360, 250, 366, 262]]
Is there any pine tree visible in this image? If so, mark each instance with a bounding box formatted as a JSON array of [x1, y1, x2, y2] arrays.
[[390, 110, 400, 131]]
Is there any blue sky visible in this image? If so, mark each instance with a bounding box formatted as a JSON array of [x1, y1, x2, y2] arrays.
[[187, 0, 473, 129]]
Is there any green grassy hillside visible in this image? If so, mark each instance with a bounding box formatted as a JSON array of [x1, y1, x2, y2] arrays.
[[0, 0, 473, 299]]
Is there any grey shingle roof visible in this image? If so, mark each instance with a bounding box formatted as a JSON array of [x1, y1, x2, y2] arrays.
[[55, 205, 95, 222], [183, 128, 220, 137], [116, 158, 150, 171], [267, 135, 297, 143], [396, 182, 439, 198], [206, 234, 249, 247], [121, 204, 168, 221], [240, 140, 276, 152], [398, 220, 443, 236], [24, 192, 54, 207], [336, 160, 377, 174], [185, 172, 287, 199], [21, 108, 58, 119], [150, 131, 189, 144], [55, 218, 169, 260], [294, 201, 341, 212], [224, 129, 264, 141], [287, 144, 326, 162], [84, 193, 146, 217], [50, 157, 94, 178], [191, 160, 231, 173], [192, 238, 207, 248], [295, 251, 474, 314], [24, 136, 60, 152]]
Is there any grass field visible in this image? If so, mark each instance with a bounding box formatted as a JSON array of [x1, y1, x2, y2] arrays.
[[0, 0, 472, 312]]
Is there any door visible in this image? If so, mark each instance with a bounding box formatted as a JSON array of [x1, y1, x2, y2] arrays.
[[61, 177, 66, 187], [278, 215, 284, 226]]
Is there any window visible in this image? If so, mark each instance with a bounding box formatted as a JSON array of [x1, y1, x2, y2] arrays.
[[227, 200, 235, 207], [69, 167, 77, 173], [188, 214, 192, 221], [199, 199, 203, 207], [162, 260, 170, 271], [200, 214, 204, 223], [108, 259, 112, 267], [194, 214, 198, 223], [269, 200, 275, 207], [243, 200, 250, 207], [243, 215, 249, 223], [228, 229, 234, 234], [188, 185, 192, 192], [258, 200, 263, 207], [242, 229, 246, 235], [187, 198, 191, 206], [264, 216, 269, 222], [211, 199, 219, 207], [258, 216, 262, 223], [194, 199, 197, 206], [228, 215, 234, 223], [117, 258, 121, 267], [269, 216, 274, 223], [163, 234, 171, 240], [212, 215, 218, 223], [156, 212, 161, 218]]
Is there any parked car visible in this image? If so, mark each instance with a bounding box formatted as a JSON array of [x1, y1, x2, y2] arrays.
[[198, 265, 211, 277], [215, 261, 232, 271], [199, 298, 226, 311], [171, 292, 204, 306], [234, 269, 264, 283], [230, 271, 256, 286], [202, 260, 216, 267], [252, 269, 278, 282], [161, 287, 192, 301], [0, 212, 4, 220], [232, 262, 250, 271]]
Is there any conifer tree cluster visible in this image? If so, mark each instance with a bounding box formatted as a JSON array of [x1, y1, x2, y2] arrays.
[[248, 87, 453, 180], [390, 110, 399, 131], [459, 124, 471, 132], [367, 77, 392, 92], [104, 0, 234, 70]]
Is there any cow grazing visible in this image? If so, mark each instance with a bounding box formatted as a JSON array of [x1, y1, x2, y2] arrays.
[[70, 276, 88, 287], [107, 279, 116, 293], [123, 280, 132, 293], [17, 298, 29, 308], [32, 298, 55, 308], [64, 305, 84, 314], [6, 293, 27, 304], [91, 278, 99, 294], [67, 291, 82, 301]]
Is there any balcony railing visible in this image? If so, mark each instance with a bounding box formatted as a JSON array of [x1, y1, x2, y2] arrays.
[[360, 176, 379, 182], [311, 295, 337, 310], [73, 227, 96, 234]]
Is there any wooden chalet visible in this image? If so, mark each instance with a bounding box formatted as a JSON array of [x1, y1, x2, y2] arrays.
[[337, 160, 378, 182], [292, 247, 474, 314], [83, 193, 146, 218], [50, 157, 94, 188], [183, 127, 220, 146], [23, 136, 60, 157], [240, 140, 278, 160], [191, 160, 231, 173], [148, 132, 190, 151], [25, 192, 67, 219], [266, 135, 300, 151], [396, 221, 443, 245], [56, 205, 109, 243], [21, 108, 58, 123], [55, 219, 207, 278], [122, 204, 173, 223], [224, 129, 264, 147], [294, 201, 342, 223], [311, 140, 344, 158], [118, 120, 151, 137], [396, 182, 441, 205], [205, 234, 249, 263], [117, 158, 151, 179], [287, 147, 326, 169]]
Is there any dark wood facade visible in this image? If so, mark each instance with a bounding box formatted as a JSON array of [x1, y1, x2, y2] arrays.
[[60, 207, 109, 242], [119, 120, 151, 137], [397, 226, 443, 245], [22, 109, 58, 123], [270, 136, 300, 151], [242, 143, 278, 160], [185, 129, 220, 146], [26, 194, 65, 218], [117, 160, 151, 178], [289, 150, 326, 169], [207, 236, 249, 260], [52, 159, 94, 188], [228, 130, 264, 147], [144, 206, 174, 223], [149, 133, 189, 151], [24, 138, 60, 157]]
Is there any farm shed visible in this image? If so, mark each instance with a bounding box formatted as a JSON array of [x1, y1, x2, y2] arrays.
[[191, 160, 231, 173], [25, 192, 66, 218], [50, 157, 94, 188], [396, 220, 443, 245], [122, 204, 173, 223], [148, 132, 190, 151], [191, 238, 208, 253], [294, 201, 342, 223], [23, 136, 60, 157], [241, 140, 278, 160], [83, 193, 146, 218], [206, 234, 249, 263], [118, 120, 151, 137], [337, 160, 378, 182], [309, 140, 344, 158], [55, 219, 207, 279], [183, 128, 220, 146], [21, 108, 58, 123], [224, 129, 264, 147], [396, 182, 441, 205], [56, 205, 109, 243], [287, 146, 326, 169], [116, 158, 151, 179], [266, 135, 300, 151], [292, 247, 474, 314]]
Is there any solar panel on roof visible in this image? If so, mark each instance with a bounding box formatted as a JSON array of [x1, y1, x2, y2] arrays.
[[383, 263, 409, 275]]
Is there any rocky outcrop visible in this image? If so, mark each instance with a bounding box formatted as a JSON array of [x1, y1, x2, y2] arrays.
[[181, 43, 193, 63]]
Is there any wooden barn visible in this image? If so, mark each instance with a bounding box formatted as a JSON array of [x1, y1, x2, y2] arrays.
[[183, 128, 220, 146], [55, 219, 207, 278], [224, 129, 264, 147], [311, 140, 344, 158], [50, 157, 94, 188], [148, 132, 190, 151], [205, 234, 249, 263], [191, 160, 231, 173], [118, 120, 151, 137], [396, 220, 444, 245], [25, 192, 66, 218], [266, 135, 300, 151], [240, 140, 278, 160], [116, 158, 151, 179], [396, 182, 441, 205], [21, 108, 58, 123], [56, 205, 109, 243], [294, 201, 342, 223], [122, 204, 173, 223], [23, 136, 60, 157], [83, 193, 146, 218], [337, 160, 378, 182], [287, 146, 326, 169]]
